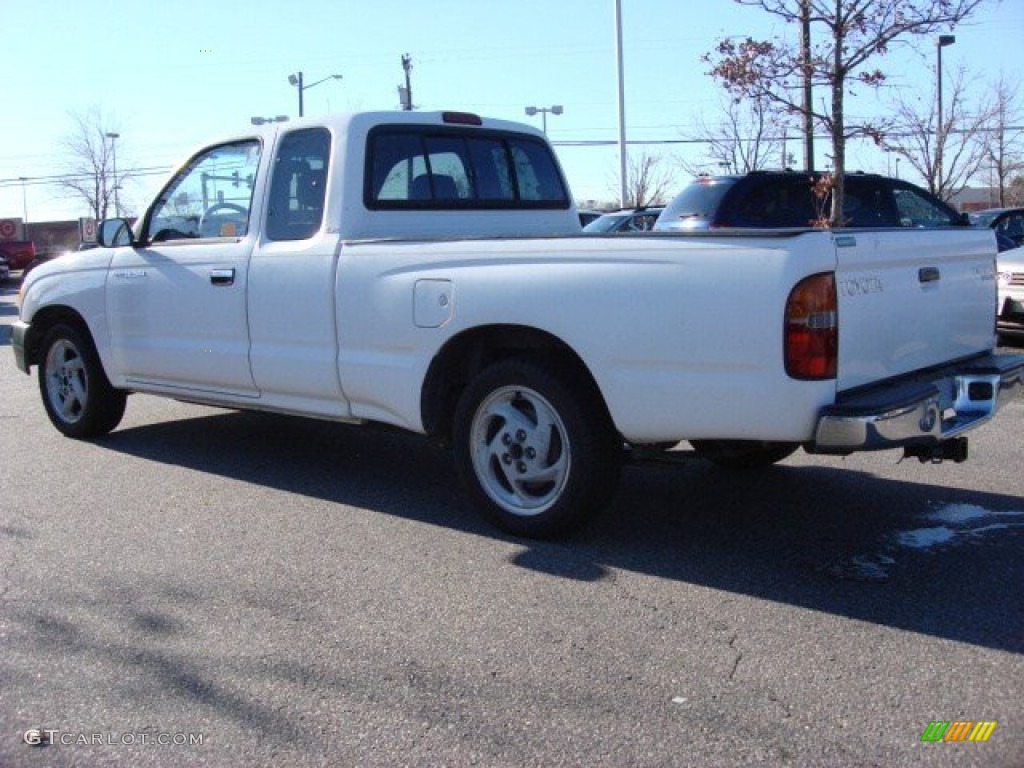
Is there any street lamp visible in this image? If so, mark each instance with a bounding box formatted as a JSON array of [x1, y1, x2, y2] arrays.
[[288, 71, 343, 118], [936, 35, 955, 196], [250, 115, 290, 126], [524, 105, 563, 134], [106, 132, 120, 217]]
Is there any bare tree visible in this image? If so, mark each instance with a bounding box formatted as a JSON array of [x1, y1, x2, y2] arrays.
[[1008, 175, 1024, 207], [883, 66, 994, 201], [683, 94, 788, 176], [58, 106, 122, 221], [612, 150, 677, 208], [981, 75, 1024, 207], [706, 0, 983, 223]]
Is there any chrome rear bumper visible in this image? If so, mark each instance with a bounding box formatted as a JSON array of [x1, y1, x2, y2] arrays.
[[812, 352, 1024, 453]]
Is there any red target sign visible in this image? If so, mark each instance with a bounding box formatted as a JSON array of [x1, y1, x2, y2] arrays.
[[0, 219, 17, 239], [80, 217, 97, 243]]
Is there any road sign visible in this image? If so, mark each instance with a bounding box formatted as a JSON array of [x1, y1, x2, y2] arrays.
[[0, 218, 20, 239], [79, 217, 97, 243]]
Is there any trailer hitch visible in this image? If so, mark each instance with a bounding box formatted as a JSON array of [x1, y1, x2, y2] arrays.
[[902, 437, 969, 464]]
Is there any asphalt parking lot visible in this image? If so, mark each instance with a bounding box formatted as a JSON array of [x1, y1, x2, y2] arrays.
[[1, 279, 1021, 767]]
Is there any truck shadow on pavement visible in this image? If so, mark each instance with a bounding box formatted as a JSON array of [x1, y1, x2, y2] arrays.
[[5, 405, 1021, 764], [88, 406, 1024, 657]]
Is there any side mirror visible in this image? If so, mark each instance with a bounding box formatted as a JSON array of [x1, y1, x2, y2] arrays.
[[96, 218, 135, 247]]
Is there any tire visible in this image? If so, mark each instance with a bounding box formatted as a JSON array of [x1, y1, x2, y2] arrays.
[[453, 357, 620, 538], [38, 323, 127, 438], [689, 440, 798, 469]]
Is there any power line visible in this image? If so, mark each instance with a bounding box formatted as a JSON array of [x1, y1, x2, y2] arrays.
[[0, 165, 174, 188]]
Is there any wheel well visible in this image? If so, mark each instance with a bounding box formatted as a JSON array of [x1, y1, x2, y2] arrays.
[[420, 324, 612, 439], [22, 306, 91, 369]]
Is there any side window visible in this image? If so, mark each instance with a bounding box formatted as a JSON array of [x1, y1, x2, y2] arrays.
[[266, 128, 331, 241], [147, 141, 260, 242], [734, 178, 816, 227], [366, 127, 568, 208], [891, 184, 959, 227], [998, 213, 1024, 242], [842, 181, 899, 227]]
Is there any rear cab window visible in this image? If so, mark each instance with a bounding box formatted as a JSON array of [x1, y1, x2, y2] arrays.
[[365, 125, 569, 209]]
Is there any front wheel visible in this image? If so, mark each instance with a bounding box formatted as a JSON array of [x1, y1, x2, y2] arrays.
[[453, 358, 620, 538], [38, 323, 127, 438]]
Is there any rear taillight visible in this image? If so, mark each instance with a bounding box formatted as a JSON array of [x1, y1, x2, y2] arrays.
[[785, 272, 837, 380]]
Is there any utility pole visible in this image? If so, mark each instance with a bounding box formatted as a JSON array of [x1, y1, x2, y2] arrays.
[[800, 0, 814, 171], [401, 54, 414, 111], [614, 0, 627, 207]]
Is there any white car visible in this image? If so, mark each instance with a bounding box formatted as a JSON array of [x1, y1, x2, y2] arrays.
[[998, 247, 1024, 339]]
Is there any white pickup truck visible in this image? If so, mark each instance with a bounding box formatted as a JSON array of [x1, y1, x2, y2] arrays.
[[13, 110, 1024, 536]]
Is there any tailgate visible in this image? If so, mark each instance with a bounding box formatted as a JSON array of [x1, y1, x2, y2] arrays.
[[834, 228, 996, 392]]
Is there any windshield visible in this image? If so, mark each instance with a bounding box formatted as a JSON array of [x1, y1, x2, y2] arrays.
[[970, 210, 1002, 227], [583, 213, 630, 233], [657, 177, 735, 228]]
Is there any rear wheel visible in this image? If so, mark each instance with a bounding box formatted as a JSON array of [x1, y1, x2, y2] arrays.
[[689, 440, 798, 469], [38, 323, 126, 438], [453, 358, 620, 538]]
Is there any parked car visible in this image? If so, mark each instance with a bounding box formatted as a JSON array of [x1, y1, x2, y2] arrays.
[[583, 206, 664, 233], [0, 240, 35, 271], [654, 171, 967, 231], [577, 209, 604, 227], [969, 207, 1024, 251], [997, 247, 1024, 340]]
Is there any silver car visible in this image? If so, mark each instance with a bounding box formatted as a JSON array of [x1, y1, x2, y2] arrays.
[[997, 247, 1024, 340]]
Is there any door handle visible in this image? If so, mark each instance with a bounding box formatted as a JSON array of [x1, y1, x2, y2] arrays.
[[210, 268, 235, 286], [918, 267, 940, 284]]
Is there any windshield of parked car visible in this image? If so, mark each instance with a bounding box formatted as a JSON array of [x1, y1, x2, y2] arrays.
[[969, 210, 1001, 227], [655, 177, 735, 229], [583, 213, 631, 233]]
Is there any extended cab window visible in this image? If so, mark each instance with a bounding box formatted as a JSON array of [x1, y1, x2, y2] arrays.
[[266, 128, 331, 241], [366, 126, 568, 209], [146, 141, 261, 242]]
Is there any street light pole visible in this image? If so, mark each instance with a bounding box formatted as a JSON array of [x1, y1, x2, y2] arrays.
[[524, 105, 563, 134], [106, 132, 120, 217], [614, 0, 627, 207], [936, 35, 955, 197], [289, 72, 343, 118]]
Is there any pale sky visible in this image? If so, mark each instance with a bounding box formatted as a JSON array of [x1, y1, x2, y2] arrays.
[[1, 0, 1020, 223]]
